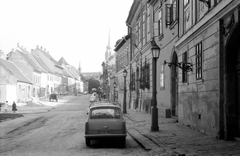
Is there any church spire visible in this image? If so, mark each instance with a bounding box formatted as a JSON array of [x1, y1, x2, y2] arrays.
[[107, 29, 110, 49], [105, 28, 111, 62], [78, 61, 82, 74]]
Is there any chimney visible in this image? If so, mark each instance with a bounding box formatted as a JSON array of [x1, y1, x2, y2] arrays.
[[36, 45, 39, 49], [31, 49, 34, 54], [40, 46, 42, 50], [44, 48, 46, 52]]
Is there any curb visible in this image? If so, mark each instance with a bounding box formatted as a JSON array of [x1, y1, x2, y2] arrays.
[[127, 128, 152, 151], [124, 114, 156, 151]]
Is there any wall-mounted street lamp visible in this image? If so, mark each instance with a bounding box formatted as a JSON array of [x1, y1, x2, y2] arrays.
[[164, 60, 193, 72], [198, 0, 211, 8], [123, 69, 128, 114], [113, 81, 116, 102], [151, 39, 160, 132]]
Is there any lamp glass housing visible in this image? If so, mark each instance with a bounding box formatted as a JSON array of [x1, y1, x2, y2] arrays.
[[123, 69, 128, 77], [151, 46, 160, 59]]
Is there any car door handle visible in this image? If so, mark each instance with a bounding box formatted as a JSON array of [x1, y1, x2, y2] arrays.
[[102, 126, 108, 129]]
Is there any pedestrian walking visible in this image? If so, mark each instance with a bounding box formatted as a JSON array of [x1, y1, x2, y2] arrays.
[[12, 101, 17, 113], [4, 101, 8, 113]]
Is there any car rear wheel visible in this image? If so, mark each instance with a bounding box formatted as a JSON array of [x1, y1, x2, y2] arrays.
[[85, 138, 91, 147]]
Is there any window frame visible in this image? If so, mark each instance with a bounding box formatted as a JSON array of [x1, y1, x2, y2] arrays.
[[158, 8, 163, 36], [166, 0, 178, 27], [182, 52, 188, 83], [142, 6, 146, 45], [196, 42, 203, 80], [160, 63, 165, 89]]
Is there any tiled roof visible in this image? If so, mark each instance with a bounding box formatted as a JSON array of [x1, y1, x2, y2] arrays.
[[68, 65, 79, 80], [58, 57, 69, 65], [32, 54, 54, 74], [17, 50, 42, 73], [62, 65, 74, 78], [41, 50, 58, 64], [0, 58, 32, 84], [27, 53, 47, 73]]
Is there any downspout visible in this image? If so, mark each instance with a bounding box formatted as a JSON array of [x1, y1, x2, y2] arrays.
[[126, 23, 132, 109]]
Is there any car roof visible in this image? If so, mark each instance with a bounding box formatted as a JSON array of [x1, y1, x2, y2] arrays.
[[89, 102, 121, 109]]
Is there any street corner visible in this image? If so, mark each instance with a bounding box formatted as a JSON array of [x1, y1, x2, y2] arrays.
[[0, 113, 44, 138], [0, 113, 24, 123]]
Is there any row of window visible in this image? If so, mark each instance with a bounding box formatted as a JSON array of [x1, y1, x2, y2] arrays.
[[132, 0, 223, 85], [47, 75, 61, 82], [134, 0, 222, 47], [130, 58, 150, 91]]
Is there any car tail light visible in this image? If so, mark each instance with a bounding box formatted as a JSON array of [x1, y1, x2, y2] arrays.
[[85, 122, 88, 134], [122, 122, 126, 133]]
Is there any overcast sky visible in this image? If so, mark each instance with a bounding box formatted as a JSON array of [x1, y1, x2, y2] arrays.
[[0, 0, 133, 72]]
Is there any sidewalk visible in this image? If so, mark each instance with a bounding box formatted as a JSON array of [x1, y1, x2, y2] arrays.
[[124, 109, 240, 156]]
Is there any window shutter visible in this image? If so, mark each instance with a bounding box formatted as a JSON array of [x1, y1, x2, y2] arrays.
[[166, 4, 171, 26], [153, 22, 159, 37]]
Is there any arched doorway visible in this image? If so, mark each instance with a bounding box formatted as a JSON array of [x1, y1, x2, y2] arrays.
[[225, 22, 240, 139], [171, 52, 178, 117]]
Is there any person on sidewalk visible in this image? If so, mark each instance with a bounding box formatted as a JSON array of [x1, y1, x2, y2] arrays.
[[12, 101, 17, 113], [4, 101, 8, 113]]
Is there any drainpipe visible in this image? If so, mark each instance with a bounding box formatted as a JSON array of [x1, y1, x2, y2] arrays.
[[126, 22, 132, 109]]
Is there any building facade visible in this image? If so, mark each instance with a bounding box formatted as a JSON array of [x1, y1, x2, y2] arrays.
[[174, 0, 240, 140], [114, 35, 131, 109], [126, 0, 155, 114], [124, 0, 240, 140]]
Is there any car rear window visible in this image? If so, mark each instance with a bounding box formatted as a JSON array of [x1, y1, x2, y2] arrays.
[[90, 108, 121, 119]]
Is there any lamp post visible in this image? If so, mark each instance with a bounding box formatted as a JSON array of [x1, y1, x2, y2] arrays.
[[123, 69, 128, 114], [151, 39, 160, 131], [113, 81, 116, 102]]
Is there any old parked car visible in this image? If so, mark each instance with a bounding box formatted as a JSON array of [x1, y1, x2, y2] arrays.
[[49, 93, 58, 102], [84, 103, 127, 147]]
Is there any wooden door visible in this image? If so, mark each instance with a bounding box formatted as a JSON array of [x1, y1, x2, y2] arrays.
[[171, 52, 178, 117], [236, 56, 240, 137]]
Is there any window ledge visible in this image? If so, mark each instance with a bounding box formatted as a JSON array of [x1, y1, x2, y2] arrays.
[[158, 34, 164, 41], [196, 78, 204, 84], [170, 20, 178, 30]]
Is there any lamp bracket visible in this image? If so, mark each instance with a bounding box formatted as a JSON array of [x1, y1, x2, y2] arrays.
[[198, 0, 210, 8], [164, 60, 193, 72], [136, 78, 144, 82]]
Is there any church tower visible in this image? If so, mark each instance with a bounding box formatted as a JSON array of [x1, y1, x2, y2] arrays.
[[105, 29, 111, 63], [78, 61, 82, 74]]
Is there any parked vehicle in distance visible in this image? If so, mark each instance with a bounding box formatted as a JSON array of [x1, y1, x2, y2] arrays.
[[83, 91, 88, 95], [49, 93, 58, 102], [84, 103, 127, 147]]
